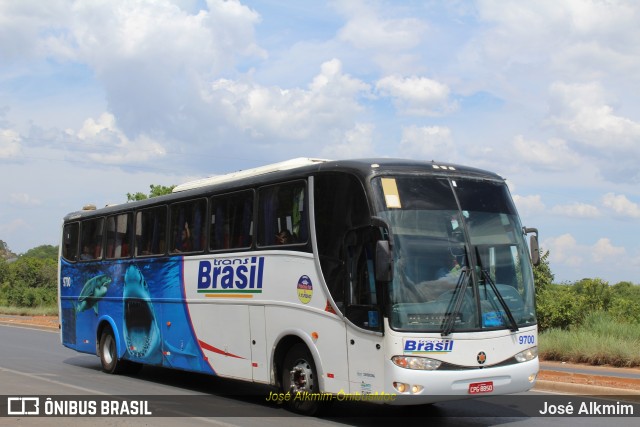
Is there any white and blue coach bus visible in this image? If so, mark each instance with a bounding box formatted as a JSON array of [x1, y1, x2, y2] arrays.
[[58, 158, 540, 414]]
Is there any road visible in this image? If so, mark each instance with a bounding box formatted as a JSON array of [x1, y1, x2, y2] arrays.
[[0, 324, 637, 426]]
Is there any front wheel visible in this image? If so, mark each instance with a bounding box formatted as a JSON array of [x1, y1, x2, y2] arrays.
[[98, 327, 141, 374], [281, 343, 324, 415]]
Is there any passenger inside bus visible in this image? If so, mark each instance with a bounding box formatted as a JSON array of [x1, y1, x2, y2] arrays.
[[80, 245, 94, 261], [275, 229, 293, 245], [173, 222, 192, 253]]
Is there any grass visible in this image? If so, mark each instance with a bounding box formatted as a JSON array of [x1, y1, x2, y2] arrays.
[[0, 305, 58, 317], [539, 311, 640, 367]]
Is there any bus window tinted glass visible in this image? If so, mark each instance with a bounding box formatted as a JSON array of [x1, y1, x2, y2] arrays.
[[171, 199, 207, 253], [258, 182, 307, 246], [135, 207, 167, 256], [62, 222, 79, 261], [210, 191, 254, 251], [80, 218, 104, 261], [106, 213, 132, 259]]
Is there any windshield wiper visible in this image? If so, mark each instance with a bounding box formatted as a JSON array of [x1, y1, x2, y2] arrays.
[[479, 268, 519, 332], [473, 247, 519, 332], [441, 267, 470, 337]]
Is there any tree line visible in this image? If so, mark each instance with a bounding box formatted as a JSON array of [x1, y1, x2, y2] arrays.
[[534, 251, 640, 331], [0, 245, 58, 308]]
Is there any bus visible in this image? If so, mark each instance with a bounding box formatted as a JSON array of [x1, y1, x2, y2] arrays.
[[58, 158, 540, 414]]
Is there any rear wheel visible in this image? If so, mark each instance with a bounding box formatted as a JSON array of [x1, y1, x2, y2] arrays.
[[281, 343, 324, 415], [98, 326, 141, 374]]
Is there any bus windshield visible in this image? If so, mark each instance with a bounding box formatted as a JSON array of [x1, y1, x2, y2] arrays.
[[372, 175, 536, 333]]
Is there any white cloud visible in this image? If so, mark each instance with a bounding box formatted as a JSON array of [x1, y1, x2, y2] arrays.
[[321, 123, 374, 159], [592, 238, 626, 263], [205, 59, 370, 146], [9, 193, 41, 207], [549, 82, 640, 148], [331, 0, 428, 74], [52, 0, 266, 141], [512, 135, 581, 171], [66, 112, 167, 165], [0, 0, 70, 62], [512, 195, 545, 218], [472, 0, 640, 80], [602, 193, 640, 219], [544, 233, 584, 268], [398, 125, 454, 162], [547, 81, 640, 182], [545, 233, 627, 270], [376, 75, 454, 116], [0, 129, 21, 158], [551, 202, 601, 218], [336, 1, 424, 51]]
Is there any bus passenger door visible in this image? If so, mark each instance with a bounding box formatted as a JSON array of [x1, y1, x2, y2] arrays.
[[345, 230, 385, 394]]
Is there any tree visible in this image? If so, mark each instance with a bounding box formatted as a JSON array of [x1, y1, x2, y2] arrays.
[[1, 255, 57, 308], [573, 277, 612, 312], [0, 239, 17, 260], [21, 245, 58, 261], [536, 284, 583, 331], [127, 184, 175, 202], [533, 249, 553, 294]]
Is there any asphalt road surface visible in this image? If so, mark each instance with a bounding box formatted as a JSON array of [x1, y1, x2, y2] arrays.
[[0, 323, 637, 426]]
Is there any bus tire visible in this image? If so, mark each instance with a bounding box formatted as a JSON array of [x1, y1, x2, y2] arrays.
[[98, 326, 138, 375], [281, 343, 323, 416]]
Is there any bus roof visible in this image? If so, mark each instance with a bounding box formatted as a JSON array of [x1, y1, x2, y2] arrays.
[[172, 158, 328, 193], [63, 158, 504, 221]]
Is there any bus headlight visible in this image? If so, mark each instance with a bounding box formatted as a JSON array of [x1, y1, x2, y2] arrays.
[[515, 346, 538, 362], [391, 355, 442, 370]]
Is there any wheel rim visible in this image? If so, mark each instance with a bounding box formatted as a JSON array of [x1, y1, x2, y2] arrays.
[[289, 358, 314, 393], [103, 334, 115, 365]]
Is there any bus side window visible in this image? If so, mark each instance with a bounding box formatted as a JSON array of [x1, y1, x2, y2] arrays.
[[106, 213, 132, 259], [210, 190, 254, 251], [62, 222, 79, 262], [135, 206, 167, 256], [79, 218, 104, 261], [257, 181, 307, 247], [170, 199, 207, 254]]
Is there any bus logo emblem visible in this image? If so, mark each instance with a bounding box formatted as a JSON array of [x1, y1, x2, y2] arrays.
[[197, 256, 265, 298], [297, 275, 313, 304], [403, 338, 454, 354], [477, 351, 487, 364]]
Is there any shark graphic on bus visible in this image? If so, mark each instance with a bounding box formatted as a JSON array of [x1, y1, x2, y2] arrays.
[[75, 274, 111, 316], [122, 265, 162, 364]]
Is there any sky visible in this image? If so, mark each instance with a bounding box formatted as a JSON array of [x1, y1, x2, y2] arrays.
[[1, 0, 639, 284]]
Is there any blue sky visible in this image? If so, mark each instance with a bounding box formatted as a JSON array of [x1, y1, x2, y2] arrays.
[[1, 0, 639, 284]]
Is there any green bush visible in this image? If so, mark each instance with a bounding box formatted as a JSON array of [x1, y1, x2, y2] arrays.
[[536, 284, 584, 331], [0, 248, 58, 309]]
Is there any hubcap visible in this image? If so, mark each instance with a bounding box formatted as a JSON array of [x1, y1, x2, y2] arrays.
[[289, 359, 314, 393], [103, 335, 115, 365]]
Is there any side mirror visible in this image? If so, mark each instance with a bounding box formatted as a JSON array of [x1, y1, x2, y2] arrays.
[[375, 240, 393, 282], [523, 227, 540, 266]]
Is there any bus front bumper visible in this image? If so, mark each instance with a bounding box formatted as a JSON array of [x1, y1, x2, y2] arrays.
[[381, 357, 539, 405]]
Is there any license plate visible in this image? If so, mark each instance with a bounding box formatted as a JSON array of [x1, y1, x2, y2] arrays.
[[468, 381, 494, 394]]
